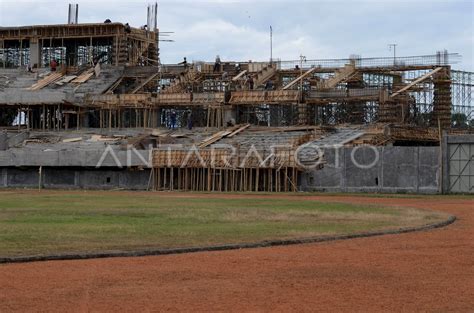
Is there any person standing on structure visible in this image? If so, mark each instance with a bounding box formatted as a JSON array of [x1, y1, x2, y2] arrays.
[[187, 110, 193, 130], [179, 57, 188, 70], [213, 55, 221, 72], [169, 110, 177, 130], [248, 75, 254, 90], [50, 59, 57, 72]]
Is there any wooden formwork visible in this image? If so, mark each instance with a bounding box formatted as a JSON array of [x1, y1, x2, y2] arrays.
[[229, 91, 266, 104], [151, 146, 302, 192], [152, 167, 299, 192], [85, 93, 152, 108], [117, 94, 152, 108], [229, 90, 299, 106], [152, 147, 298, 169], [266, 90, 300, 104], [153, 93, 192, 105], [192, 92, 225, 104]]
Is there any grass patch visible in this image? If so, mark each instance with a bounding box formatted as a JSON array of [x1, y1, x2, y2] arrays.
[[0, 190, 447, 257]]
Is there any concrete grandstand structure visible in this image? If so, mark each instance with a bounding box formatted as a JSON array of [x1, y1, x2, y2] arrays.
[[0, 6, 473, 194]]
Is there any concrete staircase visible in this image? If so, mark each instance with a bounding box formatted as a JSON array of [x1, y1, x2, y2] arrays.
[[254, 64, 277, 87], [76, 66, 124, 94], [163, 68, 203, 94], [319, 64, 356, 89]]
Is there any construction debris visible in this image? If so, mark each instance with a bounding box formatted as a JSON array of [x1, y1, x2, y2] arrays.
[[198, 125, 243, 148], [27, 71, 65, 90], [62, 137, 83, 143], [72, 68, 95, 84]]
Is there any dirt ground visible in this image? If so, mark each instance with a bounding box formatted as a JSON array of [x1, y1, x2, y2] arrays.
[[0, 194, 473, 312]]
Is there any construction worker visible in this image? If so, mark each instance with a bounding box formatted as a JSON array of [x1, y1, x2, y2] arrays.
[[248, 75, 254, 90], [213, 55, 221, 73], [265, 80, 273, 90], [169, 110, 177, 130], [187, 110, 193, 130], [50, 59, 57, 72], [179, 57, 188, 70]]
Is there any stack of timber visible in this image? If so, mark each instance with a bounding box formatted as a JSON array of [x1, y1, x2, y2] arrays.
[[384, 125, 440, 143], [26, 71, 65, 90], [72, 68, 95, 84], [198, 124, 250, 148]]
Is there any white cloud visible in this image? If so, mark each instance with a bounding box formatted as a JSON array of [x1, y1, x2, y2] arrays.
[[0, 0, 472, 70]]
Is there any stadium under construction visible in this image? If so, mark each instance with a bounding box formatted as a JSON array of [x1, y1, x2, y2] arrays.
[[0, 4, 473, 194]]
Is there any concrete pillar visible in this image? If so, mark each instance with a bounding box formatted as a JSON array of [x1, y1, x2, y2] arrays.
[[29, 38, 42, 68], [223, 105, 236, 125], [0, 130, 7, 151], [65, 42, 77, 67], [341, 148, 347, 192], [378, 147, 384, 192], [0, 40, 4, 68], [1, 168, 7, 187], [82, 112, 90, 128], [74, 170, 80, 188], [441, 131, 449, 194]]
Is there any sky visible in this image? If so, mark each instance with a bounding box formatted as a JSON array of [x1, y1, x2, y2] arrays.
[[1, 0, 473, 71]]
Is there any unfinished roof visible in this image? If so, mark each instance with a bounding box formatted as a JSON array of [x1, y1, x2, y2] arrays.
[[0, 23, 153, 39]]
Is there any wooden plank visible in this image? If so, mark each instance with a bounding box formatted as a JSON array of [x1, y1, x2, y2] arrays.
[[62, 137, 83, 143], [55, 75, 78, 86], [253, 125, 322, 132], [227, 124, 250, 137], [105, 76, 124, 94], [94, 63, 101, 77], [198, 125, 241, 148], [131, 72, 160, 94], [27, 72, 65, 90], [72, 71, 94, 83], [390, 67, 443, 98], [198, 130, 228, 148], [151, 129, 171, 137], [282, 67, 317, 90], [72, 68, 95, 83], [232, 70, 247, 81], [319, 64, 356, 89]]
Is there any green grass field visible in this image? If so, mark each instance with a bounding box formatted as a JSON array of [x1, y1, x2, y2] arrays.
[[0, 190, 447, 257]]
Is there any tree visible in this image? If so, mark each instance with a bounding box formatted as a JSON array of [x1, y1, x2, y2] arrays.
[[451, 113, 469, 128]]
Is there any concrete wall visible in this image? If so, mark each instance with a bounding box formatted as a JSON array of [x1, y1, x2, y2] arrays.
[[0, 146, 443, 193], [0, 148, 151, 167], [301, 146, 440, 194], [442, 134, 474, 194], [0, 131, 7, 151], [0, 167, 150, 190]]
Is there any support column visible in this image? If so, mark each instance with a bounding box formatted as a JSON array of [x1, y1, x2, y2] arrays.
[[29, 37, 42, 69], [432, 66, 452, 129]]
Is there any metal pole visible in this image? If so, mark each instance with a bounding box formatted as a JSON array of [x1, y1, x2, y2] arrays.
[[299, 55, 305, 100], [388, 43, 397, 66], [393, 45, 396, 64], [38, 166, 42, 191], [270, 25, 273, 64], [154, 2, 158, 31]]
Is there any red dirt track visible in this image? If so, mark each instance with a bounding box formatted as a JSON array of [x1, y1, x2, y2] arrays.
[[0, 194, 473, 312]]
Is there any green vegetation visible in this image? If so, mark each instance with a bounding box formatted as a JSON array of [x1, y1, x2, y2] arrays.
[[0, 191, 446, 257]]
